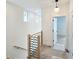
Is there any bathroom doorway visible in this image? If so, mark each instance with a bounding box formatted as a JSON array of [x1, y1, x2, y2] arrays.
[[52, 16, 67, 51]]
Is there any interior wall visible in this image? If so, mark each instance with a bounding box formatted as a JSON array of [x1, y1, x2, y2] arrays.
[[66, 0, 73, 59], [6, 2, 28, 59], [26, 13, 42, 35], [6, 3, 28, 59], [42, 4, 69, 46], [6, 1, 41, 59], [7, 0, 40, 8]]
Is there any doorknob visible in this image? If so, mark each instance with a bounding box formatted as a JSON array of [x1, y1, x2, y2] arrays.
[[53, 40, 54, 42], [52, 30, 54, 32], [52, 19, 54, 22]]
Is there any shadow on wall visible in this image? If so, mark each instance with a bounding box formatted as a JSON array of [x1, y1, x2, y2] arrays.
[[7, 57, 10, 59]]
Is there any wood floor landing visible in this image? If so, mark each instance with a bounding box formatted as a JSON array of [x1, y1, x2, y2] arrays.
[[40, 46, 66, 59]]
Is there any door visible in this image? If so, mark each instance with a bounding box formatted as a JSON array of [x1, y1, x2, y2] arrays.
[[53, 18, 57, 45], [53, 16, 66, 51]]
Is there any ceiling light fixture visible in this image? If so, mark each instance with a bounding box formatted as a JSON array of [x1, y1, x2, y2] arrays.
[[54, 0, 60, 13]]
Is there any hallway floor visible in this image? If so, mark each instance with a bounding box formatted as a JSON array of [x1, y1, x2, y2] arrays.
[[40, 46, 66, 59]]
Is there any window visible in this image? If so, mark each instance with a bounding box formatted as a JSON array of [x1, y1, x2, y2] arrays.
[[24, 9, 41, 23], [24, 11, 28, 22]]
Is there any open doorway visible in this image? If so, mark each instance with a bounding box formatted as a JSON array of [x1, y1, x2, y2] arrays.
[[53, 16, 67, 51]]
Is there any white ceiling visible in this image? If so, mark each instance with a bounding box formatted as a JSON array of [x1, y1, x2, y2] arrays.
[[7, 0, 69, 8]]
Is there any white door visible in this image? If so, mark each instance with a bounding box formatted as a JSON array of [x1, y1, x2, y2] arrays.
[[53, 16, 66, 51], [53, 18, 57, 45]]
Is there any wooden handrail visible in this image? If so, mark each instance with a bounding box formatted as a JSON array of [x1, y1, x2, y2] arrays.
[[27, 31, 43, 59], [31, 31, 43, 46], [27, 34, 40, 59], [32, 32, 41, 36]]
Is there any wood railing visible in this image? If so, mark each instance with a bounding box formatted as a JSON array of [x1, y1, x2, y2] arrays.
[[27, 34, 40, 59], [27, 31, 43, 59], [32, 32, 41, 35], [32, 31, 43, 46]]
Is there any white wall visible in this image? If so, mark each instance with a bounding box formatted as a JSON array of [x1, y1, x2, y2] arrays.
[[66, 0, 73, 59], [42, 4, 69, 46], [6, 2, 28, 59], [26, 11, 42, 34], [7, 0, 40, 8], [6, 1, 41, 59]]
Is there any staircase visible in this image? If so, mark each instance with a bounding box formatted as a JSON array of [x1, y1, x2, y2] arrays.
[[27, 31, 43, 59]]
